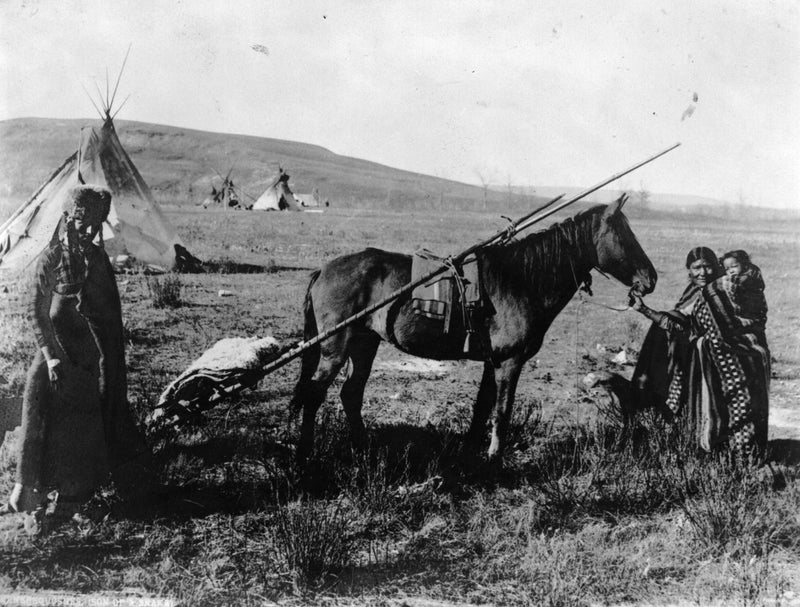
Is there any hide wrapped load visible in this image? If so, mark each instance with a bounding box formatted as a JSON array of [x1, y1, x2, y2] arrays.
[[148, 336, 284, 429]]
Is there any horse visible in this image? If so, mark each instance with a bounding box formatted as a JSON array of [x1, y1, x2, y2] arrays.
[[290, 195, 657, 464]]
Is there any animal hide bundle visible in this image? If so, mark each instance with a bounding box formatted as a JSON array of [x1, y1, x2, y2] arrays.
[[148, 336, 282, 429]]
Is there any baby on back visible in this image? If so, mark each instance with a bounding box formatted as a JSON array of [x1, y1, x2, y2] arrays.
[[719, 249, 767, 325]]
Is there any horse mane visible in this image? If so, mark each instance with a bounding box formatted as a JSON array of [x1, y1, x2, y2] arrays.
[[479, 204, 604, 293]]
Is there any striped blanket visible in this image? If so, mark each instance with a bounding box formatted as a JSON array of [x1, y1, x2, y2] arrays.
[[688, 277, 770, 457]]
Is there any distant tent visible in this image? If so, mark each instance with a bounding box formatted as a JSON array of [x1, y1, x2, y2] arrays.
[[202, 184, 221, 208], [202, 168, 245, 209], [295, 187, 329, 209], [252, 167, 302, 211], [0, 88, 186, 277]]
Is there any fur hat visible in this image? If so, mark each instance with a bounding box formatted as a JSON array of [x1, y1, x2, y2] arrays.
[[62, 184, 112, 224]]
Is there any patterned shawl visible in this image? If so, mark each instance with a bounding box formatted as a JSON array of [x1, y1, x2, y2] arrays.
[[690, 276, 770, 456]]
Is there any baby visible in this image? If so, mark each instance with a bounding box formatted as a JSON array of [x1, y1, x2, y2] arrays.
[[719, 249, 767, 324]]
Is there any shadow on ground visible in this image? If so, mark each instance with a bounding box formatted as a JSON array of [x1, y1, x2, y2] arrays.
[[201, 259, 315, 274], [103, 427, 800, 523], [769, 439, 800, 465]]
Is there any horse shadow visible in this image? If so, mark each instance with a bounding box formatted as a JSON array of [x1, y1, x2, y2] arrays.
[[124, 418, 497, 521], [106, 430, 800, 522], [109, 425, 294, 521], [299, 420, 520, 498], [768, 439, 800, 466]]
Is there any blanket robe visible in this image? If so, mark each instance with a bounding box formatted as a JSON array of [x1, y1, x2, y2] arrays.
[[631, 276, 769, 457], [630, 283, 700, 416], [687, 277, 770, 456], [15, 242, 147, 509]]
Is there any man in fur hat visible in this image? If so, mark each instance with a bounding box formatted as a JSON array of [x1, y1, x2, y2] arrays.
[[1, 184, 151, 530]]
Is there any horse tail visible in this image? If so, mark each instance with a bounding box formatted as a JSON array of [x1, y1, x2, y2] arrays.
[[290, 269, 322, 416]]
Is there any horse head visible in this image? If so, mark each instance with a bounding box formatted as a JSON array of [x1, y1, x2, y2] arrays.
[[592, 194, 657, 296]]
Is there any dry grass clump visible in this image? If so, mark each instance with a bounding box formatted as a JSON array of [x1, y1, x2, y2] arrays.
[[0, 312, 34, 392], [678, 456, 800, 557], [271, 499, 358, 587], [146, 273, 183, 308]]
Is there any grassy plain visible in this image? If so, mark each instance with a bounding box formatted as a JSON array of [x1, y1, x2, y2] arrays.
[[1, 203, 799, 606]]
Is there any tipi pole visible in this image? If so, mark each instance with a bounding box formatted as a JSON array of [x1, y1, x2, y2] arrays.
[[76, 127, 88, 184], [109, 45, 132, 113], [81, 82, 105, 119]]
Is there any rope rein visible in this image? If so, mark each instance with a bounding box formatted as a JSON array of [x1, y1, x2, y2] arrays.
[[558, 221, 630, 429]]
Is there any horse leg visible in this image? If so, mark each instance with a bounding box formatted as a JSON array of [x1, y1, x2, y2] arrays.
[[340, 333, 381, 449], [465, 361, 497, 446], [487, 358, 523, 462], [295, 333, 350, 466]]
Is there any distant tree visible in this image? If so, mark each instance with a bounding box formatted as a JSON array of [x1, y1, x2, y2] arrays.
[[474, 169, 490, 210], [506, 174, 514, 206], [637, 181, 651, 209], [521, 184, 537, 208]]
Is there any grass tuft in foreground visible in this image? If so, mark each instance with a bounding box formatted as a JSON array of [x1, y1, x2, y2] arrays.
[[146, 273, 183, 308]]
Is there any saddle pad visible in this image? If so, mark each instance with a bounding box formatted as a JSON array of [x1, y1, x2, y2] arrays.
[[410, 249, 482, 334]]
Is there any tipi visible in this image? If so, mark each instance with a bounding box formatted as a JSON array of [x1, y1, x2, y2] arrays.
[[252, 167, 302, 211], [294, 187, 328, 209], [0, 82, 185, 277], [202, 168, 245, 209]]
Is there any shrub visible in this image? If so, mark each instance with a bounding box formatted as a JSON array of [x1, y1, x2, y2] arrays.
[[271, 499, 357, 587], [147, 273, 183, 308], [678, 456, 798, 557], [506, 397, 544, 453]]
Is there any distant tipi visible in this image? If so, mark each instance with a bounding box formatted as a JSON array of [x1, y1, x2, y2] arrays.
[[0, 66, 186, 276], [252, 167, 302, 211], [202, 167, 246, 210]]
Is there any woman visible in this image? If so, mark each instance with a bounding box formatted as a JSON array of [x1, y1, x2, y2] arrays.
[[629, 247, 720, 419], [1, 185, 150, 524], [631, 246, 770, 459]]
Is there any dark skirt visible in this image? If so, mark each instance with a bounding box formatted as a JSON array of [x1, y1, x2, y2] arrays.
[[17, 292, 111, 502]]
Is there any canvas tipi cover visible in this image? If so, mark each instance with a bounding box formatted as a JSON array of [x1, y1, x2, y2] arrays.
[[252, 168, 302, 211], [0, 117, 183, 277]]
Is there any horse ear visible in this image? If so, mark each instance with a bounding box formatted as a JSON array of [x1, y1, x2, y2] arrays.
[[603, 194, 627, 217]]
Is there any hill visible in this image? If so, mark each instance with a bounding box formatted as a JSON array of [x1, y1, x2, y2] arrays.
[[0, 117, 547, 217], [528, 186, 729, 208], [3, 118, 793, 224], [501, 185, 797, 221]]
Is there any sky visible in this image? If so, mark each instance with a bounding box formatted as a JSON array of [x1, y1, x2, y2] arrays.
[[1, 0, 798, 208]]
